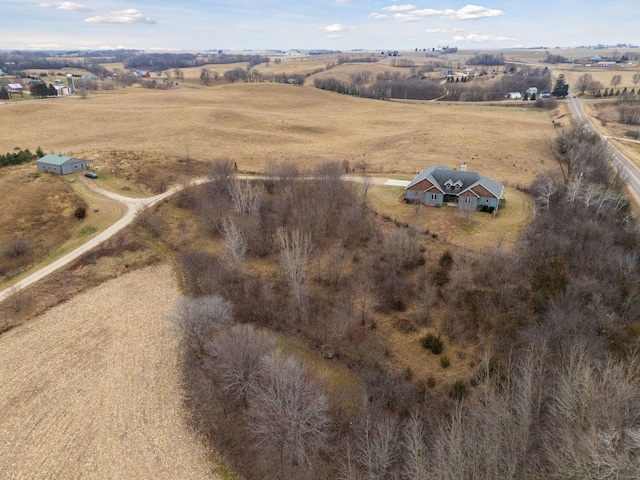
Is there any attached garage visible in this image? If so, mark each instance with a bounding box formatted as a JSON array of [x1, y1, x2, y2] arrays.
[[36, 154, 91, 175]]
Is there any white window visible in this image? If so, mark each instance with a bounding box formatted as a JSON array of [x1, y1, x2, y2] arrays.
[[463, 197, 473, 204], [431, 194, 438, 200]]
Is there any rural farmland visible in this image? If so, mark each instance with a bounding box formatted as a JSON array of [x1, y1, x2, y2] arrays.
[[2, 42, 640, 480]]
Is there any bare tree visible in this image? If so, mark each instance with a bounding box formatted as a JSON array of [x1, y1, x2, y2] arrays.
[[402, 412, 429, 480], [174, 68, 184, 82], [277, 228, 313, 322], [205, 323, 274, 407], [230, 179, 264, 215], [264, 161, 299, 190], [248, 352, 329, 477], [575, 73, 593, 95], [579, 183, 602, 212], [200, 67, 212, 85], [170, 295, 233, 358], [355, 161, 370, 174], [610, 74, 622, 89], [356, 412, 400, 480], [566, 172, 583, 207], [221, 217, 247, 267], [588, 80, 604, 96], [208, 157, 236, 196], [537, 180, 558, 209], [633, 72, 640, 88]]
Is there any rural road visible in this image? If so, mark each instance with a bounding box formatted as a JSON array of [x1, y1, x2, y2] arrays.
[[567, 95, 640, 196], [0, 175, 404, 303]]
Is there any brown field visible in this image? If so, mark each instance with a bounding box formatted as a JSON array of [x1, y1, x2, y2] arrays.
[[308, 61, 407, 84], [0, 264, 218, 479], [0, 83, 559, 183], [553, 66, 640, 93]]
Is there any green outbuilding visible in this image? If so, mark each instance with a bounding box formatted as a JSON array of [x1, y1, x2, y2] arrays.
[[36, 154, 91, 175]]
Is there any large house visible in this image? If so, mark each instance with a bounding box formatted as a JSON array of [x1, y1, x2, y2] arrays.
[[405, 164, 505, 213], [37, 154, 91, 175]]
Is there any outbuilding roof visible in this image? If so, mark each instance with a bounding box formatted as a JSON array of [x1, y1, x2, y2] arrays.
[[37, 154, 90, 166]]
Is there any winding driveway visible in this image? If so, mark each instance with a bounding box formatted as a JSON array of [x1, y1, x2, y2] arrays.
[[0, 178, 209, 303], [0, 175, 401, 303]]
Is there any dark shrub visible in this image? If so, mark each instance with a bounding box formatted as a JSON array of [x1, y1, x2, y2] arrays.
[[420, 333, 444, 354], [74, 206, 87, 219]]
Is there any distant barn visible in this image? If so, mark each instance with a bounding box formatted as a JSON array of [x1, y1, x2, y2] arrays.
[[37, 154, 91, 175]]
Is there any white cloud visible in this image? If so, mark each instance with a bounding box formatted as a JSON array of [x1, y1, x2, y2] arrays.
[[426, 28, 463, 33], [373, 4, 504, 22], [84, 8, 156, 25], [37, 2, 91, 12], [58, 2, 90, 11], [445, 5, 504, 20], [369, 13, 389, 19], [326, 34, 344, 40], [394, 13, 421, 22], [322, 23, 346, 32], [452, 33, 512, 42], [382, 4, 417, 12]]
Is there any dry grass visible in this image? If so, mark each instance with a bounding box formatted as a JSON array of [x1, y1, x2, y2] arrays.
[[0, 83, 559, 181], [0, 264, 218, 479], [0, 167, 128, 289], [0, 167, 85, 280]]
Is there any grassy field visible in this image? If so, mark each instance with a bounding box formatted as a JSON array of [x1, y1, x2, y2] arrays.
[[0, 83, 559, 182]]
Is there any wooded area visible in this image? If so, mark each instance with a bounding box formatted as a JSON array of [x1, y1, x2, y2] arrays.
[[134, 126, 640, 479]]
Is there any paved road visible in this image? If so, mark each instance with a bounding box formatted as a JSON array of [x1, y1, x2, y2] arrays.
[[567, 95, 640, 197]]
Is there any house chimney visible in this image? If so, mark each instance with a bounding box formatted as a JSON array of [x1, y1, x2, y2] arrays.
[[461, 162, 467, 172]]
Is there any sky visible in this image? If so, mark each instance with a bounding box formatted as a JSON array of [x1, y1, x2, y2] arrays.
[[1, 1, 638, 52]]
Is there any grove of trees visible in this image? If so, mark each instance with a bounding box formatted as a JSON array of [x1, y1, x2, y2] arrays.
[[314, 65, 551, 102], [146, 124, 640, 479]]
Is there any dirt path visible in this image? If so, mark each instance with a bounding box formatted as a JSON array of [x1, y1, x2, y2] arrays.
[[0, 265, 217, 479]]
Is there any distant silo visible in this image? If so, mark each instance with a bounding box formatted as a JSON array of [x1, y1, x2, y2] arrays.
[[66, 74, 75, 93]]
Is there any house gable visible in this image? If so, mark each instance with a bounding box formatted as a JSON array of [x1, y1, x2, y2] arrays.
[[407, 178, 434, 192], [469, 184, 497, 199]]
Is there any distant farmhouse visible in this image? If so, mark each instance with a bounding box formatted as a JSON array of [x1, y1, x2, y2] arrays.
[[37, 154, 91, 175], [405, 164, 505, 214]]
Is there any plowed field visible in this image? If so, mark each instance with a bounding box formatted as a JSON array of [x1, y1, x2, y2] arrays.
[[0, 265, 217, 479]]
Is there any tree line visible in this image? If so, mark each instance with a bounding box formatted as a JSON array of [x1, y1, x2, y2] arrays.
[[0, 147, 43, 168], [314, 66, 551, 101], [123, 53, 269, 71]]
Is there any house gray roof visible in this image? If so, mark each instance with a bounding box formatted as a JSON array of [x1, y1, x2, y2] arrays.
[[406, 164, 504, 198]]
